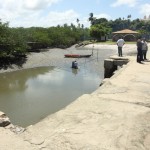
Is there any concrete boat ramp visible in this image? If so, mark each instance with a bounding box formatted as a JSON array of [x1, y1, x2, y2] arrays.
[[1, 54, 150, 149]]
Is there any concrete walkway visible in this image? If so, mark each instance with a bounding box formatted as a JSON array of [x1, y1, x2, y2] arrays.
[[1, 50, 150, 149]]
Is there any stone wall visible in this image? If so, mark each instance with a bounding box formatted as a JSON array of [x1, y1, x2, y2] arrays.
[[104, 56, 129, 78]]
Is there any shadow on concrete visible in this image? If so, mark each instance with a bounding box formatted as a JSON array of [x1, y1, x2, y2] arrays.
[[143, 59, 150, 62]]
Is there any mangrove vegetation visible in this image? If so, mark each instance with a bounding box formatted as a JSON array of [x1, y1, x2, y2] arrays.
[[0, 14, 150, 65]]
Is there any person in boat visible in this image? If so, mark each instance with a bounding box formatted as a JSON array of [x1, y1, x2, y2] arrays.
[[72, 60, 78, 69]]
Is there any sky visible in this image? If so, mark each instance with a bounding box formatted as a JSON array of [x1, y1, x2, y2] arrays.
[[0, 0, 150, 28]]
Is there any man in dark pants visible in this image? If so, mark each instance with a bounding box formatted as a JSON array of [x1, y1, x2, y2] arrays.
[[117, 37, 125, 57], [136, 38, 143, 63], [142, 38, 148, 60]]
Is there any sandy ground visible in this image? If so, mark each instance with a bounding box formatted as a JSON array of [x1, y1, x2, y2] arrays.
[[0, 44, 138, 74]]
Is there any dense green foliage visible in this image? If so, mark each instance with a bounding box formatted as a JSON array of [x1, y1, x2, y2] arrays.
[[0, 20, 90, 59], [0, 22, 27, 57], [1, 14, 150, 62], [90, 24, 112, 41], [88, 14, 150, 40]]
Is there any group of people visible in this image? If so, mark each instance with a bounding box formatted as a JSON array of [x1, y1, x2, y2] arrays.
[[116, 37, 148, 63], [136, 38, 148, 63]]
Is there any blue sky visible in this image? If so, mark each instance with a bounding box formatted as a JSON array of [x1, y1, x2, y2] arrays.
[[0, 0, 150, 27]]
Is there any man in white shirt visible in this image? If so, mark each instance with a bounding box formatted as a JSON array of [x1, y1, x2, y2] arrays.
[[141, 38, 148, 60], [117, 37, 125, 57]]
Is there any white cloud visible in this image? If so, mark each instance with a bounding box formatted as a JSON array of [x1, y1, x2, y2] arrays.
[[37, 71, 65, 84], [11, 10, 79, 27], [23, 0, 60, 10], [95, 13, 111, 20], [39, 10, 79, 27], [111, 0, 138, 7], [140, 4, 150, 16], [0, 0, 80, 27]]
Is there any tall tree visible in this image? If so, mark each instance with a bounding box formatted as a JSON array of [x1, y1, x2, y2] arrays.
[[127, 14, 131, 19], [76, 18, 80, 28], [90, 24, 111, 41], [89, 13, 96, 25]]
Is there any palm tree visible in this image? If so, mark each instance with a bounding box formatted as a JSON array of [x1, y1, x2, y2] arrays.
[[89, 13, 95, 25], [127, 15, 131, 19], [81, 24, 84, 29], [76, 18, 80, 28], [77, 18, 80, 24]]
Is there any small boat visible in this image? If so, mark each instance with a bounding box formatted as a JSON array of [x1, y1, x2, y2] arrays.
[[64, 54, 92, 58]]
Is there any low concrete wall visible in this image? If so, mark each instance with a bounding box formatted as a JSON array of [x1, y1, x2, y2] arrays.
[[104, 56, 129, 78]]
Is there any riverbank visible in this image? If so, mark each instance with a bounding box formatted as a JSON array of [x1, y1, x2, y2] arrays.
[[1, 43, 150, 149], [0, 43, 137, 74]]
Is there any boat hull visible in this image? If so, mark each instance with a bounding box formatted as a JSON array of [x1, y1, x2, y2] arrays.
[[64, 54, 91, 58]]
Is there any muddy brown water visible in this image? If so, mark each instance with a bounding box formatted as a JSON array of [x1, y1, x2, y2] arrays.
[[0, 48, 115, 127]]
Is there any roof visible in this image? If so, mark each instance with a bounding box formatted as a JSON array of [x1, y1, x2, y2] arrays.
[[112, 29, 138, 34]]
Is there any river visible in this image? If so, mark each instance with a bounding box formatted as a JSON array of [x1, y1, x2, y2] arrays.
[[0, 48, 115, 127]]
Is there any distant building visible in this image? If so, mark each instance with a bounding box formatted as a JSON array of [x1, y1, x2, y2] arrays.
[[112, 29, 139, 41]]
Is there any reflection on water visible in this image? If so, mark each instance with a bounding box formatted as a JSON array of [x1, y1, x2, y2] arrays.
[[0, 65, 102, 127], [72, 68, 78, 75], [0, 67, 52, 94]]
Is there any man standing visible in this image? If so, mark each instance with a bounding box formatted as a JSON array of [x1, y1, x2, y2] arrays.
[[136, 38, 143, 63], [141, 38, 148, 60], [117, 37, 125, 57]]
